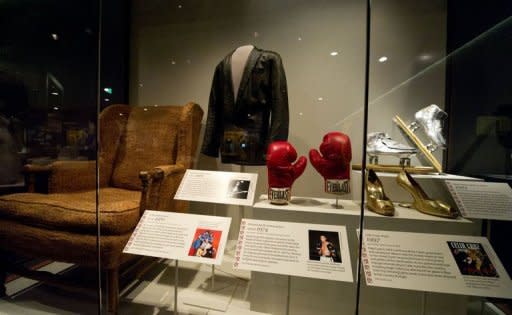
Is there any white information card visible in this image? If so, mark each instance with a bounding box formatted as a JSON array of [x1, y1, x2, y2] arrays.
[[361, 229, 512, 298], [123, 211, 231, 265], [445, 180, 512, 221], [233, 218, 354, 282], [174, 169, 258, 206]]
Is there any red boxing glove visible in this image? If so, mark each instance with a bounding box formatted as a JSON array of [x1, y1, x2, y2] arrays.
[[267, 141, 307, 205], [309, 132, 352, 195]]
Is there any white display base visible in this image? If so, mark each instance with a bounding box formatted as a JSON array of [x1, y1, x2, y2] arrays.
[[249, 191, 482, 315], [256, 195, 472, 223]]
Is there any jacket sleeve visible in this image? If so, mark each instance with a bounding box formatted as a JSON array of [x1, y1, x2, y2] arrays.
[[201, 65, 222, 157], [269, 53, 289, 142]]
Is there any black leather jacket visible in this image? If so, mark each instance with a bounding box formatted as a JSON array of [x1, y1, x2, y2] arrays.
[[201, 47, 289, 165]]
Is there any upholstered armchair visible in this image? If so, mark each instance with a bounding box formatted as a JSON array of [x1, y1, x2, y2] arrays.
[[0, 103, 203, 314]]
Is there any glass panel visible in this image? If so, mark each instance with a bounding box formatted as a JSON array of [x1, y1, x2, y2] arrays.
[[101, 0, 366, 313], [360, 0, 512, 314], [0, 0, 101, 313]]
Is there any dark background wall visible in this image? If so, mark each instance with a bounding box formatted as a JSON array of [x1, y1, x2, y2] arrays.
[[446, 0, 512, 275], [446, 0, 512, 177]]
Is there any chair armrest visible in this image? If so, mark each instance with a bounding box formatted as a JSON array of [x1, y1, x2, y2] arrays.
[[176, 102, 204, 169], [24, 164, 52, 173], [48, 161, 97, 193], [139, 164, 187, 214]]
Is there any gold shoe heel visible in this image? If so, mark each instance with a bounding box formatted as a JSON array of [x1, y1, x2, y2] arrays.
[[366, 169, 395, 216], [396, 170, 458, 218]]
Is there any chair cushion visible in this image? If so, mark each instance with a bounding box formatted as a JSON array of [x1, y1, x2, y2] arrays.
[[0, 218, 132, 269], [111, 106, 183, 190], [0, 188, 141, 235]]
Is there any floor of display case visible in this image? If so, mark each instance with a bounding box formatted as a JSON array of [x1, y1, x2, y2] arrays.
[[0, 241, 268, 315]]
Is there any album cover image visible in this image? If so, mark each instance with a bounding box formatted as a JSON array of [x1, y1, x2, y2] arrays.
[[226, 179, 250, 199], [308, 230, 342, 263], [188, 228, 222, 259], [447, 241, 499, 277]]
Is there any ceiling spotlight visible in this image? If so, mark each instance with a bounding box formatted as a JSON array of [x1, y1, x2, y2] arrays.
[[51, 92, 59, 96], [104, 98, 110, 102], [330, 51, 339, 56], [317, 97, 324, 101], [53, 106, 59, 111], [178, 4, 182, 8], [378, 56, 388, 63], [51, 33, 59, 40], [298, 37, 302, 41], [419, 54, 432, 61]]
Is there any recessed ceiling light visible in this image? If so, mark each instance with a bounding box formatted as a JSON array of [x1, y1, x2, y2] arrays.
[[51, 33, 58, 40], [53, 106, 59, 111], [330, 51, 339, 56], [298, 37, 302, 41], [317, 97, 324, 101], [51, 92, 59, 96], [178, 4, 182, 9], [104, 98, 110, 102], [378, 56, 388, 63], [419, 54, 432, 61]]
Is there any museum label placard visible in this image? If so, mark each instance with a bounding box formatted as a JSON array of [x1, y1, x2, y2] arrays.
[[445, 180, 512, 221], [233, 218, 354, 282], [174, 169, 258, 206], [123, 210, 231, 265], [361, 229, 512, 298]]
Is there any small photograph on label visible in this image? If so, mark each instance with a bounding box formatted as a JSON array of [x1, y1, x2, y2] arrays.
[[227, 179, 250, 199], [188, 228, 222, 259], [308, 230, 342, 263], [447, 241, 499, 278]]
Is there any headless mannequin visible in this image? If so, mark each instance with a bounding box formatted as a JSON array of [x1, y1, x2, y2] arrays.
[[231, 45, 254, 102]]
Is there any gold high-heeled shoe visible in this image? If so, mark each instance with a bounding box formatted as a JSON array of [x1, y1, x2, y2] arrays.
[[366, 169, 395, 216], [396, 170, 458, 218]]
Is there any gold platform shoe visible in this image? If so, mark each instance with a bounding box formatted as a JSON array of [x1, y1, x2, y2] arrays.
[[396, 170, 458, 218], [366, 169, 395, 216]]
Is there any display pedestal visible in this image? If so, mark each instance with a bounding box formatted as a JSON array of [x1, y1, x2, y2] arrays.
[[248, 192, 481, 315]]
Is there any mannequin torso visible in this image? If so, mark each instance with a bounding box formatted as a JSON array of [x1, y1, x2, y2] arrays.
[[231, 45, 254, 102]]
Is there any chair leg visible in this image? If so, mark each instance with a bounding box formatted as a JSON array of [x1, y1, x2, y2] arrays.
[[0, 263, 6, 297], [106, 268, 119, 314]]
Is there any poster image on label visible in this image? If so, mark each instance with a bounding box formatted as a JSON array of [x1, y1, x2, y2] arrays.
[[188, 228, 223, 259], [226, 179, 251, 199], [447, 241, 499, 278], [308, 230, 342, 263]]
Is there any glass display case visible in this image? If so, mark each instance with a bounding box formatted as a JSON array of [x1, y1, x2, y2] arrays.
[[0, 0, 511, 314]]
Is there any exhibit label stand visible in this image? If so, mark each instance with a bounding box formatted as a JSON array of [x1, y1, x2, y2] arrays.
[[173, 169, 259, 311], [174, 260, 178, 315], [122, 211, 232, 313]]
